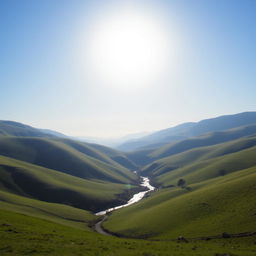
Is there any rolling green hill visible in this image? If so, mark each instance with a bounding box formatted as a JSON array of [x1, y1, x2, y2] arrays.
[[0, 190, 96, 230], [0, 136, 138, 184], [150, 124, 256, 160], [87, 143, 138, 170], [104, 165, 256, 239], [0, 121, 57, 137], [104, 136, 256, 240], [117, 112, 256, 151], [123, 124, 256, 168], [0, 155, 138, 212], [143, 135, 256, 178], [1, 117, 256, 256], [2, 209, 255, 256], [153, 142, 256, 187]]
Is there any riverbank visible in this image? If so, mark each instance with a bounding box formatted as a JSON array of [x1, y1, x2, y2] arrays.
[[93, 176, 155, 235], [96, 177, 155, 216]]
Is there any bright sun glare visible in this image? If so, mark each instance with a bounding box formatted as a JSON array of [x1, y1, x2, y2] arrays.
[[85, 4, 172, 91]]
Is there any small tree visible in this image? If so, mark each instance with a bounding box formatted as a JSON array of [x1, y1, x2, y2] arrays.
[[177, 178, 186, 188]]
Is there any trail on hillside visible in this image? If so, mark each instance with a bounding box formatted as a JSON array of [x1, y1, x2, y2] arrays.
[[93, 176, 155, 236], [94, 215, 111, 236]]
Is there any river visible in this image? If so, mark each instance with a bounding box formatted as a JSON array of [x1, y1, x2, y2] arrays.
[[95, 176, 155, 216]]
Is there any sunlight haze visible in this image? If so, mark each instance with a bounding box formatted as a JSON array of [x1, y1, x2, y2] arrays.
[[84, 3, 174, 91], [1, 0, 255, 138]]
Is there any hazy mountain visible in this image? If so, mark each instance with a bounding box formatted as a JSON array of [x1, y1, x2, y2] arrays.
[[0, 120, 69, 139], [117, 112, 256, 151], [75, 131, 151, 147], [0, 121, 56, 138], [125, 123, 256, 167], [150, 123, 256, 160], [39, 128, 68, 138], [143, 135, 256, 178]]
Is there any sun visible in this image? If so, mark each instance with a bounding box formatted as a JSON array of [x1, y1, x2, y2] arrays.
[[85, 5, 172, 91]]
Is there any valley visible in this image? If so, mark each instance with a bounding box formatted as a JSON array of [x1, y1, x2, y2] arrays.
[[1, 112, 256, 255]]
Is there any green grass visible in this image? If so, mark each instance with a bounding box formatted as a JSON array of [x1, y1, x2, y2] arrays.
[[0, 190, 95, 230], [0, 155, 138, 212], [104, 166, 256, 240], [1, 209, 256, 256], [150, 124, 256, 160], [1, 120, 256, 255], [156, 145, 256, 186], [143, 136, 256, 178], [88, 143, 138, 170], [0, 136, 138, 184], [0, 121, 55, 137]]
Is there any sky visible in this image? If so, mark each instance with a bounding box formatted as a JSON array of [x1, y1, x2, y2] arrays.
[[1, 0, 255, 138]]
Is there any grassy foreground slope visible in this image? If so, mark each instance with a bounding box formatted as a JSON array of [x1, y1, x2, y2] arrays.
[[0, 155, 138, 212], [0, 190, 95, 230], [1, 209, 256, 256], [0, 136, 138, 184], [104, 166, 256, 239]]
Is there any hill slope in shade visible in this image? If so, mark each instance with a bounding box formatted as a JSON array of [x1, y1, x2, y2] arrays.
[[117, 112, 256, 151], [87, 143, 138, 170], [0, 155, 138, 212], [0, 136, 138, 184]]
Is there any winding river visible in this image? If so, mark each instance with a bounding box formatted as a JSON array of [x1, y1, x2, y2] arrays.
[[96, 177, 155, 216], [94, 177, 155, 235]]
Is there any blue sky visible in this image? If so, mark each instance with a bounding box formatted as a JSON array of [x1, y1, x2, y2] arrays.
[[0, 0, 255, 137]]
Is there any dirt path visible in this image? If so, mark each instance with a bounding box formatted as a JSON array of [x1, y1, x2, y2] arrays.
[[93, 176, 155, 236], [94, 215, 112, 236]]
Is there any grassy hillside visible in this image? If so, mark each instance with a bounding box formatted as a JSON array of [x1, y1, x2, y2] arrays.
[[156, 144, 256, 186], [150, 124, 256, 160], [117, 112, 256, 151], [1, 209, 256, 256], [0, 121, 56, 137], [0, 155, 138, 212], [117, 122, 194, 151], [143, 135, 256, 178], [124, 148, 155, 167], [0, 190, 96, 230], [88, 143, 138, 170], [0, 136, 138, 184], [122, 124, 256, 168], [104, 165, 256, 240]]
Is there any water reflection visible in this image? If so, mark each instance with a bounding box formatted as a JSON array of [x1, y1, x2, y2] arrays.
[[96, 177, 155, 216]]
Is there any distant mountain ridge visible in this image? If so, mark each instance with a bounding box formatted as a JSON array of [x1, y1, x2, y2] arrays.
[[39, 128, 68, 138], [117, 112, 256, 151], [0, 120, 62, 138]]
